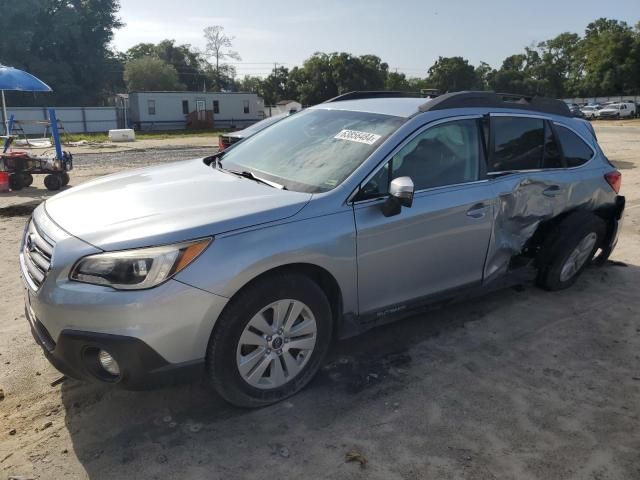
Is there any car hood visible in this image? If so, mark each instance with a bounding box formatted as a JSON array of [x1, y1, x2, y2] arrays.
[[45, 159, 312, 250]]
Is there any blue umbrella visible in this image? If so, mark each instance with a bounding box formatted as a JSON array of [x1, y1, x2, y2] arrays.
[[0, 65, 52, 134]]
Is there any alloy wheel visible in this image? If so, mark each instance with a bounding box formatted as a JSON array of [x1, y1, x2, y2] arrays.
[[236, 299, 317, 389], [560, 232, 597, 282]]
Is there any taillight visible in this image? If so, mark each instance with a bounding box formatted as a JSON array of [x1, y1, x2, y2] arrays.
[[604, 170, 621, 194], [218, 137, 226, 151]]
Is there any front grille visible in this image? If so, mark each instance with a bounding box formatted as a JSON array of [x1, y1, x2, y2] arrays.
[[21, 219, 54, 290]]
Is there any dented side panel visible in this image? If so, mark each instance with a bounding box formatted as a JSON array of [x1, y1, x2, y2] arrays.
[[483, 163, 614, 281]]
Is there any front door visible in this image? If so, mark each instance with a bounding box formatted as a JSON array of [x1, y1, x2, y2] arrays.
[[196, 99, 206, 121], [354, 117, 494, 316]]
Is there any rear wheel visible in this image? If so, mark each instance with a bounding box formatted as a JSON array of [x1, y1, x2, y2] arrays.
[[207, 274, 332, 407], [21, 173, 33, 187], [59, 172, 70, 186], [44, 174, 62, 191], [537, 213, 606, 291], [8, 173, 23, 191]]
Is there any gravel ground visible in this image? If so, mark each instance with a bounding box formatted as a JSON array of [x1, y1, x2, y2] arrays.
[[1, 127, 639, 480]]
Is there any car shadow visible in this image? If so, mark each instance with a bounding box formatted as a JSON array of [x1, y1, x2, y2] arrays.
[[57, 260, 636, 478]]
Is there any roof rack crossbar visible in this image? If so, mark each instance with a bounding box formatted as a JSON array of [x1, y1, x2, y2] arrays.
[[418, 91, 571, 117]]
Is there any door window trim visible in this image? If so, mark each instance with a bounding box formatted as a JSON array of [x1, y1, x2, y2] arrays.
[[349, 115, 487, 204]]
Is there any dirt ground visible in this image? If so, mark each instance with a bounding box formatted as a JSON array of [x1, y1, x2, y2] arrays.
[[1, 124, 639, 480]]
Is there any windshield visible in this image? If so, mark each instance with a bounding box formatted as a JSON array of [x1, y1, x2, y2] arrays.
[[219, 108, 405, 193], [236, 113, 288, 136]]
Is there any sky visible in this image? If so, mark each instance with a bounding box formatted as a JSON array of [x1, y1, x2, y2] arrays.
[[112, 0, 639, 78]]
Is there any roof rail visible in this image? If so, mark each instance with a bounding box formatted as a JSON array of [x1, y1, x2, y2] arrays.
[[419, 91, 571, 117], [324, 91, 423, 103]]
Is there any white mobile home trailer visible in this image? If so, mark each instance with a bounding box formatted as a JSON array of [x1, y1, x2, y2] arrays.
[[128, 91, 262, 130]]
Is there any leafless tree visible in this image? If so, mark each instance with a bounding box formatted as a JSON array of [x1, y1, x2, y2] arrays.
[[203, 25, 241, 90]]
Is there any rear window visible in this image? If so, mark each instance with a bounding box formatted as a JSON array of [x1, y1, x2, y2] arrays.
[[490, 117, 544, 171], [556, 125, 593, 167]]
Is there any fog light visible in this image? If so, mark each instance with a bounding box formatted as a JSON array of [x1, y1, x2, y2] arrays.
[[98, 349, 120, 376]]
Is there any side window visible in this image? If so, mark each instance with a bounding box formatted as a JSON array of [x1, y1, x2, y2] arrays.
[[358, 119, 481, 198], [490, 116, 544, 171], [542, 122, 563, 169], [555, 125, 593, 167]]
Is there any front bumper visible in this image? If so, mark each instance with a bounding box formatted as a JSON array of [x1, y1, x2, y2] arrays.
[[21, 205, 229, 387], [23, 275, 228, 386], [26, 304, 203, 387]]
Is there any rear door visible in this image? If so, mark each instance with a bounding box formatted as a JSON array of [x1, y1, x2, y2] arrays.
[[483, 114, 575, 278], [353, 116, 494, 316]]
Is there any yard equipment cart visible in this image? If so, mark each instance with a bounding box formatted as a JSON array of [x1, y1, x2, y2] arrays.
[[1, 109, 73, 191]]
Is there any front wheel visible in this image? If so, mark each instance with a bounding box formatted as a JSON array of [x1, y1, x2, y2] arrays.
[[207, 274, 332, 407], [44, 174, 62, 191], [537, 213, 605, 291]]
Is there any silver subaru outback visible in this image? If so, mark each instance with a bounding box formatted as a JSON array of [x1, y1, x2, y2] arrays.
[[20, 91, 625, 407]]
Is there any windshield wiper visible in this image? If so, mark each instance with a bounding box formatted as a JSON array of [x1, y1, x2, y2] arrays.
[[227, 169, 286, 190]]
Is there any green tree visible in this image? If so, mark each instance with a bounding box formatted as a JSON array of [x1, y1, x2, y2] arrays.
[[288, 52, 391, 104], [580, 18, 639, 95], [238, 75, 263, 93], [426, 56, 479, 92], [0, 0, 123, 105], [123, 57, 184, 91], [260, 66, 295, 105], [126, 40, 207, 91], [385, 72, 411, 91], [474, 62, 494, 90]]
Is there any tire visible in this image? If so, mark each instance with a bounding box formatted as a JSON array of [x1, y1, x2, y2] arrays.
[[59, 172, 70, 186], [44, 174, 62, 191], [537, 213, 606, 291], [8, 173, 23, 191], [22, 173, 33, 187], [207, 274, 333, 407]]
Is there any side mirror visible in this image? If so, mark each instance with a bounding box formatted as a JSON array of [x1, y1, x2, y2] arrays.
[[381, 176, 414, 217]]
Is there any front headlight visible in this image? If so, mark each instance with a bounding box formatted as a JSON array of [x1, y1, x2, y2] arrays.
[[70, 238, 211, 290]]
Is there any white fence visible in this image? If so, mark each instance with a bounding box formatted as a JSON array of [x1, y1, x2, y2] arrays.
[[1, 107, 122, 135]]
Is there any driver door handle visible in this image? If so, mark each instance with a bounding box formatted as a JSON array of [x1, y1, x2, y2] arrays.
[[466, 203, 489, 219]]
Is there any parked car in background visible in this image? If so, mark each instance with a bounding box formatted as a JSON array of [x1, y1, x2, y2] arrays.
[[566, 103, 585, 118], [21, 91, 625, 407], [580, 105, 599, 119], [596, 102, 636, 119], [218, 113, 290, 151]]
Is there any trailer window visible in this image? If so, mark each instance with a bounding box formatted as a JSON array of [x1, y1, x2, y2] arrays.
[[243, 100, 250, 114], [147, 100, 156, 115], [213, 100, 220, 114], [182, 100, 189, 115]]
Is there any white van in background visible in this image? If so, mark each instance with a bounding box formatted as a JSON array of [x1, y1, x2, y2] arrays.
[[596, 102, 637, 119]]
